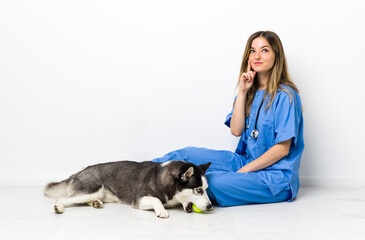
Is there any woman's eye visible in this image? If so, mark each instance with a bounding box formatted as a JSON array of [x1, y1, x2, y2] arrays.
[[262, 49, 269, 52], [250, 50, 255, 53]]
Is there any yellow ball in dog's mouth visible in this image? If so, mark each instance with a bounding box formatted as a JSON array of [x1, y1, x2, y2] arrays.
[[192, 203, 203, 213]]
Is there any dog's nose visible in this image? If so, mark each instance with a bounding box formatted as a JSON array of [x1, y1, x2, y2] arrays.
[[206, 204, 213, 211]]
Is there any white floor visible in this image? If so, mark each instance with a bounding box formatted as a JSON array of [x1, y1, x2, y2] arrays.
[[0, 186, 364, 240]]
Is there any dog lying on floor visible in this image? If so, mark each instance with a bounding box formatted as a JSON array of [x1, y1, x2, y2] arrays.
[[44, 160, 213, 218]]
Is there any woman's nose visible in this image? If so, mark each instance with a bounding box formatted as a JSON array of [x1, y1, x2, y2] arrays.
[[255, 52, 261, 59]]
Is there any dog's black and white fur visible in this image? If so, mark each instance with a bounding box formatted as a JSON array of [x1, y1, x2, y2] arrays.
[[44, 160, 213, 218]]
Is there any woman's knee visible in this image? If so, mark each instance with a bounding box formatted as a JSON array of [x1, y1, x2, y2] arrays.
[[179, 146, 211, 163], [173, 146, 196, 160]]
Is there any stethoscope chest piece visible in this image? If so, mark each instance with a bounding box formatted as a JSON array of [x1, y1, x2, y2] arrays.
[[251, 129, 259, 139]]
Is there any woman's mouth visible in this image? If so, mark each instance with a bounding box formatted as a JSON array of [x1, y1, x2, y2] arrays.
[[254, 62, 263, 66]]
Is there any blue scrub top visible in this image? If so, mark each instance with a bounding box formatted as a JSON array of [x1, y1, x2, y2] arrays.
[[224, 85, 304, 200]]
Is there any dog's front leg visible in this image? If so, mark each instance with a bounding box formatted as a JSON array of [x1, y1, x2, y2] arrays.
[[137, 196, 169, 218]]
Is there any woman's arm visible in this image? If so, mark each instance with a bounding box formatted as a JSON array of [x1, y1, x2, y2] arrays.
[[237, 139, 292, 173], [230, 61, 256, 136], [230, 92, 247, 136]]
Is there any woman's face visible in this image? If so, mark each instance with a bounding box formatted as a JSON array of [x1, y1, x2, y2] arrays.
[[249, 37, 275, 74]]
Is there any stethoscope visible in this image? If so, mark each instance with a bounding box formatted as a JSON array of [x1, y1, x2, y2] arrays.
[[249, 97, 265, 139]]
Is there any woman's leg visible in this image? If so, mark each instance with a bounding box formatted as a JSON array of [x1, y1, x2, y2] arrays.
[[152, 146, 291, 206], [206, 171, 292, 207], [152, 146, 246, 172]]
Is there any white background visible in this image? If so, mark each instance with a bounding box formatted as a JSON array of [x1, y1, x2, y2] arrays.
[[0, 0, 364, 186]]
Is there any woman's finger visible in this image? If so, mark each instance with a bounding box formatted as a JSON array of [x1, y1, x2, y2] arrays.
[[246, 60, 252, 73], [241, 73, 247, 81], [249, 71, 254, 81]]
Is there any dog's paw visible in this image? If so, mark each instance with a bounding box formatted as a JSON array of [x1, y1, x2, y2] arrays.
[[54, 204, 64, 214], [91, 199, 103, 208], [156, 207, 169, 218]]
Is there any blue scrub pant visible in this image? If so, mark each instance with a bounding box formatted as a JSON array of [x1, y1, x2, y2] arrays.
[[152, 147, 291, 207]]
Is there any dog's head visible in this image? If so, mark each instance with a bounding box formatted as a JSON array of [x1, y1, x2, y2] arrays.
[[174, 162, 213, 213]]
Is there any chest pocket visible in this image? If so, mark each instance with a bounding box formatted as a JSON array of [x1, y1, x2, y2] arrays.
[[255, 116, 275, 149]]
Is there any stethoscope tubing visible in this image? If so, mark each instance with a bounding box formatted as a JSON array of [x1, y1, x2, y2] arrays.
[[250, 97, 265, 139]]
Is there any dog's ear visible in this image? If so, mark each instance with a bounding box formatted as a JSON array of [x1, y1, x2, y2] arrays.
[[198, 162, 212, 174], [181, 167, 194, 182]]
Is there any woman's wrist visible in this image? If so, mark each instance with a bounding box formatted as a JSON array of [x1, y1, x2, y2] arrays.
[[237, 165, 251, 173], [237, 90, 247, 99]]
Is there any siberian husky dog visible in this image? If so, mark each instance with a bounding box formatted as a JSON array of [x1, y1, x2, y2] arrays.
[[44, 160, 213, 218]]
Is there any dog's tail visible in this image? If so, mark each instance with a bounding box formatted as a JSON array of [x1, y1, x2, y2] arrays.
[[44, 179, 72, 199]]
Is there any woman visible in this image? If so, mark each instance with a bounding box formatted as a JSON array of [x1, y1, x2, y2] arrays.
[[152, 31, 304, 207]]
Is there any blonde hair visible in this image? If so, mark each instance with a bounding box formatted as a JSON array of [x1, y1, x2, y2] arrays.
[[236, 31, 299, 117]]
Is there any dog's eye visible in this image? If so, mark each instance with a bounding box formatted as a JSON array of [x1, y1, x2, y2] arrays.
[[196, 188, 204, 194]]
